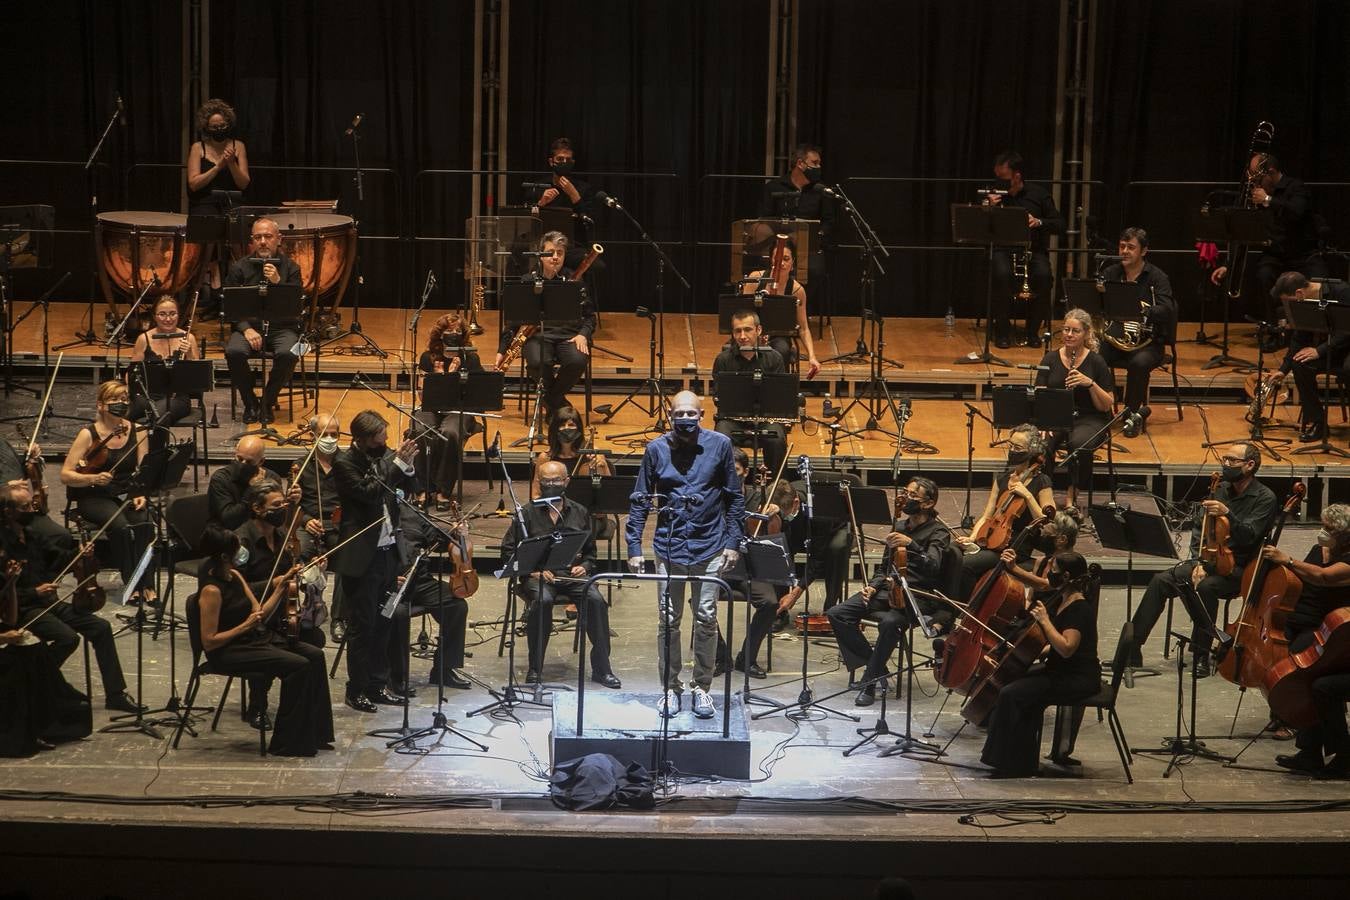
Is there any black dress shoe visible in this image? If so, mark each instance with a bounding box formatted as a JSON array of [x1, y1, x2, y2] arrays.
[[389, 683, 418, 699], [247, 709, 273, 731], [854, 685, 876, 707], [429, 670, 472, 690], [1300, 421, 1326, 443], [1314, 754, 1350, 780], [370, 687, 405, 705], [1276, 751, 1324, 774], [994, 333, 1012, 350], [1192, 655, 1212, 679], [733, 659, 768, 680], [242, 400, 260, 424], [105, 692, 146, 714], [345, 693, 378, 713], [524, 669, 541, 685], [593, 673, 622, 689]]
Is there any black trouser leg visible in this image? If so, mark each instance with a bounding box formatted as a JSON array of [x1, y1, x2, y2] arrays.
[[225, 331, 259, 403], [76, 495, 154, 592], [341, 547, 397, 699], [520, 580, 556, 672], [550, 337, 588, 411], [864, 608, 909, 682], [1102, 342, 1164, 413], [826, 590, 888, 674], [262, 329, 299, 410]]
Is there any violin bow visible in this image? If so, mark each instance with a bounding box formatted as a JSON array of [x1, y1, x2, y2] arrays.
[[26, 352, 64, 459]]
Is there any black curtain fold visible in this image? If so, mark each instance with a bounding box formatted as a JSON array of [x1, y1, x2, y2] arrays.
[[2, 0, 1347, 316]]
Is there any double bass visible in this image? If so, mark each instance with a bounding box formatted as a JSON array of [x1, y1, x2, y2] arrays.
[[1264, 608, 1350, 729], [1217, 482, 1304, 692], [938, 508, 1054, 690]]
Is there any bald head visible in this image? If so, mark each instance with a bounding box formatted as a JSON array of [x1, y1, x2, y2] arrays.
[[235, 436, 266, 467], [538, 460, 568, 480], [672, 390, 702, 413], [312, 413, 340, 437]]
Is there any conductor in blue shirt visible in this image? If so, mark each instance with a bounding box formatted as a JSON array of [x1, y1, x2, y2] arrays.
[[627, 391, 746, 721]]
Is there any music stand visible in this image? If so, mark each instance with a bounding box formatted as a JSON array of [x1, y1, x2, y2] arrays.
[[1088, 500, 1176, 683], [1193, 206, 1269, 371], [1284, 297, 1350, 459], [731, 218, 816, 285], [421, 370, 507, 504], [2, 204, 54, 397], [221, 283, 304, 441], [951, 204, 1029, 368], [468, 528, 590, 718], [736, 535, 796, 708], [991, 385, 1074, 433], [715, 370, 799, 473], [1063, 279, 1145, 325], [1133, 559, 1236, 777], [717, 293, 798, 336]]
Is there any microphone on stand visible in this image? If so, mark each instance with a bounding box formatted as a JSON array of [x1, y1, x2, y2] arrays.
[[115, 93, 127, 126], [344, 114, 363, 137], [594, 192, 622, 210]]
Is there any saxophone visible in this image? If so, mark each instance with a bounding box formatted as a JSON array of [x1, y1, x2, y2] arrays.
[[495, 244, 603, 373]]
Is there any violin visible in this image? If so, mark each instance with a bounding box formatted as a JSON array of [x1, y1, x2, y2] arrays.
[[1198, 472, 1235, 577], [445, 500, 480, 598], [746, 446, 793, 539], [972, 461, 1044, 552], [69, 543, 107, 614], [2, 557, 25, 632], [1217, 482, 1304, 696], [76, 424, 130, 475], [282, 463, 305, 640]]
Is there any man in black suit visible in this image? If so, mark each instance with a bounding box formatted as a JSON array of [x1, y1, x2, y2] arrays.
[[223, 216, 303, 425], [331, 409, 419, 712]]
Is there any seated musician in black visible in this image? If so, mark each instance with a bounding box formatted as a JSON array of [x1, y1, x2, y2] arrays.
[[0, 440, 76, 555], [127, 295, 203, 429], [495, 231, 594, 416], [1037, 308, 1115, 511], [956, 424, 1056, 597], [415, 312, 485, 508], [195, 524, 333, 757], [1001, 510, 1080, 597], [232, 479, 326, 729], [1096, 227, 1176, 431], [208, 435, 289, 529], [1267, 272, 1350, 444], [501, 461, 619, 688], [980, 551, 1099, 778], [388, 506, 471, 691], [0, 482, 141, 714], [826, 477, 953, 707], [716, 474, 807, 680], [1259, 504, 1350, 778], [1129, 442, 1277, 678], [740, 239, 822, 379], [223, 216, 303, 425], [712, 309, 789, 477]]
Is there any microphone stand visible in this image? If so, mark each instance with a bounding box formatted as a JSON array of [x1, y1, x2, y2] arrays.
[[752, 455, 859, 724], [596, 195, 688, 441], [57, 97, 122, 352], [821, 184, 899, 369], [321, 114, 385, 357], [468, 433, 551, 717]]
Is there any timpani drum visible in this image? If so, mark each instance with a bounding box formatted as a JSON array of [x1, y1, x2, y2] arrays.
[[95, 211, 204, 313], [231, 212, 357, 318]]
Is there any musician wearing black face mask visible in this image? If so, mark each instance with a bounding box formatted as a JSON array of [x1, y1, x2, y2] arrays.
[[827, 478, 953, 706], [756, 143, 834, 308], [502, 461, 619, 688], [955, 425, 1055, 597], [986, 150, 1065, 348], [232, 479, 325, 730], [208, 435, 273, 529], [1129, 443, 1277, 678], [0, 442, 76, 556], [1001, 511, 1080, 599], [187, 98, 250, 215], [528, 136, 600, 262], [0, 482, 142, 716], [331, 410, 420, 713]]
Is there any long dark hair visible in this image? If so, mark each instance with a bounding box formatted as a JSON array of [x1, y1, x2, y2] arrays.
[[547, 406, 584, 459], [199, 523, 240, 579]]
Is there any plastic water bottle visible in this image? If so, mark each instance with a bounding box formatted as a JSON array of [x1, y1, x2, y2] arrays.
[[944, 305, 956, 337]]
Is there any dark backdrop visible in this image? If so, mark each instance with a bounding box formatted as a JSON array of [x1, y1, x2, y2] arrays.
[[2, 0, 1347, 325]]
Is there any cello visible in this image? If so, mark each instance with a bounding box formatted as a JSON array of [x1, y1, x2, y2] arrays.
[[960, 564, 1102, 727], [1263, 607, 1350, 729], [938, 508, 1054, 690], [1217, 482, 1304, 690]]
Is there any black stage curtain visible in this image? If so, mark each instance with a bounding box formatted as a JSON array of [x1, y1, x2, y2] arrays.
[[2, 1, 1347, 324]]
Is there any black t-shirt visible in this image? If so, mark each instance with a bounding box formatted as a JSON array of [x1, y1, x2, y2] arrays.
[[1044, 596, 1099, 679], [1036, 348, 1113, 420], [1288, 546, 1350, 635]]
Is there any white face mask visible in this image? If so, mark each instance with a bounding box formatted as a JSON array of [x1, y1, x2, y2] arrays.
[[1317, 528, 1334, 547], [233, 546, 250, 567], [316, 436, 340, 455]]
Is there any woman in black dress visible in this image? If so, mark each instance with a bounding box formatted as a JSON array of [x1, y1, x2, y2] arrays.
[[981, 550, 1100, 777], [128, 296, 202, 429], [414, 312, 484, 508], [186, 99, 250, 215], [195, 524, 333, 757], [59, 380, 156, 605], [1036, 308, 1114, 510]]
